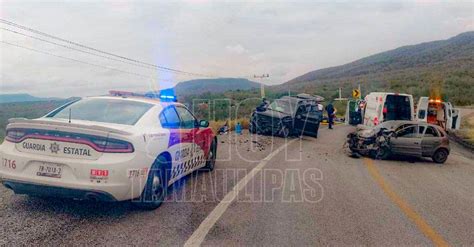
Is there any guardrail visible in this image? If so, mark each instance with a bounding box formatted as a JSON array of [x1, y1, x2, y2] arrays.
[[449, 132, 474, 152]]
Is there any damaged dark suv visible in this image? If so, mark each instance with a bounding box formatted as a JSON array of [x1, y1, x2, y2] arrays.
[[250, 94, 323, 138]]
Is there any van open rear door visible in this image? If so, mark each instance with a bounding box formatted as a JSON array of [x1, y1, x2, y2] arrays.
[[416, 97, 429, 122], [451, 108, 462, 130]]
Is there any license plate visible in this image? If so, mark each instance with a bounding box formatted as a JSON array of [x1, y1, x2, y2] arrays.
[[37, 163, 62, 178]]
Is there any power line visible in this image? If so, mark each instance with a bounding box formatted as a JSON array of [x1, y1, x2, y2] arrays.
[[0, 40, 173, 82], [1, 27, 184, 75], [0, 18, 214, 78]]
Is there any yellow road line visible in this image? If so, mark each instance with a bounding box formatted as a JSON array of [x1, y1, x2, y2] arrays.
[[364, 158, 450, 247]]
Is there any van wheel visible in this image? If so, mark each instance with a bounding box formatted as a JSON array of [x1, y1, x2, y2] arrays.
[[133, 156, 169, 210], [432, 149, 448, 164], [203, 140, 217, 171]]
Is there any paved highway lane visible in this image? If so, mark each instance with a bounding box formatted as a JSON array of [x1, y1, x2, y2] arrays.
[[1, 126, 473, 246], [0, 134, 288, 245], [199, 126, 474, 246]]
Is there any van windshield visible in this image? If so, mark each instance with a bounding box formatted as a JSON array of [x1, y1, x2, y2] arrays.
[[384, 95, 412, 121], [47, 98, 153, 125]]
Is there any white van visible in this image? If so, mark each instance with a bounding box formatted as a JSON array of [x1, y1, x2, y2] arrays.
[[416, 97, 461, 131], [363, 92, 414, 127]]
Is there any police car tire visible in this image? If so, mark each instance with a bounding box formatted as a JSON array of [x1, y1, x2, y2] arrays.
[[204, 140, 217, 171], [133, 156, 169, 210]]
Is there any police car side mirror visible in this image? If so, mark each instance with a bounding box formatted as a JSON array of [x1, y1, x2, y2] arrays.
[[199, 120, 209, 128]]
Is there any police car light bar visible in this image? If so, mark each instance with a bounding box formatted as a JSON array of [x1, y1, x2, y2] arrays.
[[109, 90, 177, 102], [109, 90, 138, 97], [159, 94, 177, 101]]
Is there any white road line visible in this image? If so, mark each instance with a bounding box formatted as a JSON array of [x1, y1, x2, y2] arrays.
[[184, 138, 298, 247]]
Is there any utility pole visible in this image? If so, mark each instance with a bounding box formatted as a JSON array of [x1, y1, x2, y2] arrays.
[[334, 87, 348, 101], [358, 83, 361, 98], [254, 74, 269, 98]]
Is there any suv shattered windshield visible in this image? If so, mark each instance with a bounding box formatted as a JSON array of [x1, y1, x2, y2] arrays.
[[268, 99, 294, 114]]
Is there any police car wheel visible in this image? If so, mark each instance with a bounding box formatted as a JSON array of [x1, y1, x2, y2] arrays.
[[133, 156, 169, 210], [204, 140, 217, 171]]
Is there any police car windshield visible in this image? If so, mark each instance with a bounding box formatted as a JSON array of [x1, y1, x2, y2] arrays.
[[268, 99, 294, 114], [48, 98, 153, 125]]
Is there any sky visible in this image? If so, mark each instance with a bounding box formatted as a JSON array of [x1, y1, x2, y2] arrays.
[[0, 0, 473, 97]]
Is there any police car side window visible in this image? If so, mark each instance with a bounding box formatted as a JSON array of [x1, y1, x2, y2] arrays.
[[176, 106, 197, 129], [159, 106, 180, 129]]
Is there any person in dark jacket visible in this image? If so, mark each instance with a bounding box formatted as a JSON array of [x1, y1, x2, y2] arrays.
[[326, 103, 336, 129]]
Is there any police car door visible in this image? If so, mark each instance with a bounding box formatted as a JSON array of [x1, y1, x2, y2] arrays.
[[158, 106, 184, 184], [175, 106, 205, 176]]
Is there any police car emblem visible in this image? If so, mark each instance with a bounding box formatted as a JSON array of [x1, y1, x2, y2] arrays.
[[50, 142, 60, 154]]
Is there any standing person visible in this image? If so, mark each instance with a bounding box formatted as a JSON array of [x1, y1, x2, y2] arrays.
[[257, 98, 269, 112], [326, 102, 337, 129]]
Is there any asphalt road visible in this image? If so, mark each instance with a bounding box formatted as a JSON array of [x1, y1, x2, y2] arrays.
[[0, 125, 473, 246]]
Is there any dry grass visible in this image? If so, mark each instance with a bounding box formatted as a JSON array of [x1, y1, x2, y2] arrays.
[[454, 111, 474, 144], [209, 118, 250, 134]]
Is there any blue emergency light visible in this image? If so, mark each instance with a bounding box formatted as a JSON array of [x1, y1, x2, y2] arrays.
[[159, 94, 177, 102], [158, 88, 177, 102]]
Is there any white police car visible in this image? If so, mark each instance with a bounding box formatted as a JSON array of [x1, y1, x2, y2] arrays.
[[0, 91, 217, 209]]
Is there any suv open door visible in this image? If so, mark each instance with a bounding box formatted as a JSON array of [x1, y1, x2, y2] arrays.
[[294, 103, 321, 138]]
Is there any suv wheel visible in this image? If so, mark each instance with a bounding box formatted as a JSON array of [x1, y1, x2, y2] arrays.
[[250, 121, 257, 134], [280, 125, 290, 138]]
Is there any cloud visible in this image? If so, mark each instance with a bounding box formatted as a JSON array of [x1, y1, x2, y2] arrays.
[[0, 1, 472, 97], [225, 44, 247, 54], [249, 53, 265, 62]]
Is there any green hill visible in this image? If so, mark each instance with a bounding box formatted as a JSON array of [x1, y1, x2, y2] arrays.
[[172, 78, 260, 96], [276, 31, 474, 105], [0, 99, 74, 140], [0, 93, 61, 103]]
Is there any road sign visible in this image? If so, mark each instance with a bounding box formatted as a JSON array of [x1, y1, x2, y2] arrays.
[[352, 89, 361, 98]]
